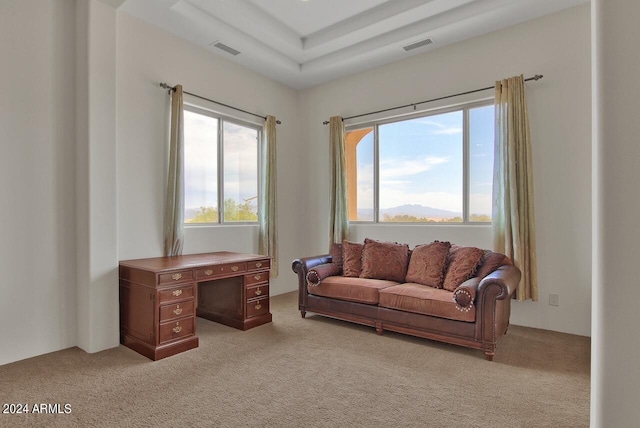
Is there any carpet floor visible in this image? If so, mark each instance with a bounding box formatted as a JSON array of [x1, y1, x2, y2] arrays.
[[0, 291, 590, 427]]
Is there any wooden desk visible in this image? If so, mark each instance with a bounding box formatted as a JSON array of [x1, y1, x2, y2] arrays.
[[119, 252, 271, 360]]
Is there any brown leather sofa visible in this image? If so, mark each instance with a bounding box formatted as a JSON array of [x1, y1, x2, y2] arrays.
[[292, 241, 521, 360]]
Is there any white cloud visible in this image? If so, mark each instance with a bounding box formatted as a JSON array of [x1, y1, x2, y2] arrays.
[[379, 156, 450, 179], [417, 119, 462, 135]]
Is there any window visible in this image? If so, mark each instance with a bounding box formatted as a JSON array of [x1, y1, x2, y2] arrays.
[[183, 105, 261, 224], [346, 102, 494, 223]]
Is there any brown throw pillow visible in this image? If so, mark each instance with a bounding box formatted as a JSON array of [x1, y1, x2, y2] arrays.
[[306, 263, 342, 286], [452, 277, 480, 311], [475, 250, 510, 279], [330, 243, 343, 266], [442, 246, 485, 291], [360, 238, 409, 282], [342, 240, 364, 277], [405, 241, 451, 288]]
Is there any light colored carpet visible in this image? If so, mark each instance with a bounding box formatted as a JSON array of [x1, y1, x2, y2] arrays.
[[0, 291, 590, 427]]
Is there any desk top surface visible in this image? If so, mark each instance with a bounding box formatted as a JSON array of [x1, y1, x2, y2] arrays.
[[119, 251, 269, 272]]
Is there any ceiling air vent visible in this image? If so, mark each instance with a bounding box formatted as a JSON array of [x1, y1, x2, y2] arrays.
[[403, 37, 435, 52], [211, 41, 241, 56]]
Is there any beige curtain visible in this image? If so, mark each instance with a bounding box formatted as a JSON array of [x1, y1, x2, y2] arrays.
[[329, 116, 349, 247], [259, 115, 278, 277], [492, 75, 538, 301], [164, 85, 185, 257]]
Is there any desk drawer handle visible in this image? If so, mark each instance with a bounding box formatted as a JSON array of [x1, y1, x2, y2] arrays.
[[255, 303, 262, 310], [173, 307, 183, 315], [254, 275, 262, 281], [173, 325, 182, 334], [255, 289, 262, 296], [171, 273, 182, 281], [172, 289, 183, 297], [204, 269, 213, 276], [231, 266, 239, 272], [255, 262, 262, 268]]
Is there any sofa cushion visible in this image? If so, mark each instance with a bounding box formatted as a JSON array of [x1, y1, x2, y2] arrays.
[[475, 251, 511, 279], [308, 276, 399, 305], [442, 247, 485, 291], [360, 238, 410, 282], [405, 241, 451, 288], [306, 263, 342, 286], [379, 283, 475, 322], [342, 241, 363, 277]]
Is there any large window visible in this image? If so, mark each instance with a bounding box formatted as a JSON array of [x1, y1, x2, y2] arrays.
[[346, 102, 494, 223], [183, 105, 261, 224]]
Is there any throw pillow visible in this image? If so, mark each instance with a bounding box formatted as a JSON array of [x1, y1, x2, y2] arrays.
[[452, 277, 480, 312], [405, 241, 451, 288], [330, 243, 343, 266], [475, 251, 511, 279], [442, 246, 485, 291], [306, 263, 342, 286], [360, 238, 409, 282], [342, 240, 364, 277]]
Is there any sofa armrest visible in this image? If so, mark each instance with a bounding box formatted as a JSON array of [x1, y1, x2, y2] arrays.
[[292, 255, 332, 310], [477, 265, 521, 300], [292, 254, 333, 279], [475, 264, 521, 349]]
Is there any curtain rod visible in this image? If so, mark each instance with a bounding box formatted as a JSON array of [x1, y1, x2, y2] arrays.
[[322, 74, 543, 125], [159, 82, 282, 125]]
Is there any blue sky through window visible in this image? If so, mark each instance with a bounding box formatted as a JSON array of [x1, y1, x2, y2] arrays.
[[354, 104, 493, 221]]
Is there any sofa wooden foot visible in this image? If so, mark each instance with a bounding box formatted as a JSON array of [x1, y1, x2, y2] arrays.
[[484, 352, 494, 361], [375, 323, 383, 335], [301, 310, 306, 318]]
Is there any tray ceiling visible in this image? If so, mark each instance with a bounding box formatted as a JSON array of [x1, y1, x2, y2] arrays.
[[119, 0, 588, 89]]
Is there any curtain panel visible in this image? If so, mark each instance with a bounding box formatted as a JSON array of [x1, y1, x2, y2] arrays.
[[492, 75, 539, 301], [329, 116, 349, 247], [259, 115, 278, 277], [164, 84, 185, 257]]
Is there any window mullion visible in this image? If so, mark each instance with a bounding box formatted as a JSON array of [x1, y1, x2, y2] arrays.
[[374, 124, 380, 223], [218, 120, 224, 224], [463, 108, 470, 223]]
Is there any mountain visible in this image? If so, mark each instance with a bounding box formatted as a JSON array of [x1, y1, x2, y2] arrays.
[[357, 204, 461, 221]]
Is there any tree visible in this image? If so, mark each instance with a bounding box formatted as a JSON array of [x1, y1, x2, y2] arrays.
[[224, 198, 258, 222], [186, 199, 258, 223], [186, 206, 218, 223]]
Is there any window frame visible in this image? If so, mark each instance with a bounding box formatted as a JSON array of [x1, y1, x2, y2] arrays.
[[183, 103, 263, 226], [346, 99, 494, 225]]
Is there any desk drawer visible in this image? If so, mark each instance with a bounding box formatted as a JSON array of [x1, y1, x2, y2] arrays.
[[196, 262, 247, 279], [245, 272, 268, 286], [159, 318, 194, 344], [158, 269, 194, 285], [246, 296, 269, 318], [246, 284, 269, 300], [160, 300, 194, 322], [158, 284, 194, 304], [247, 259, 270, 271]]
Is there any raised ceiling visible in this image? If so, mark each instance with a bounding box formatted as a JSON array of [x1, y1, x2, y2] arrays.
[[119, 0, 588, 89]]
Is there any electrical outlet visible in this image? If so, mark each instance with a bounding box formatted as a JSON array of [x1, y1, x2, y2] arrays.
[[549, 293, 560, 307]]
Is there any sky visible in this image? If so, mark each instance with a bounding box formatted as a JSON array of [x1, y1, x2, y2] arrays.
[[183, 109, 259, 213], [354, 104, 494, 216]]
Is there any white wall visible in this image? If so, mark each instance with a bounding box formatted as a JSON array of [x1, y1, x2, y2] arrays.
[[592, 1, 640, 425], [0, 0, 78, 365], [116, 12, 302, 294], [299, 5, 592, 336], [75, 0, 120, 354]]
